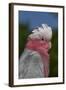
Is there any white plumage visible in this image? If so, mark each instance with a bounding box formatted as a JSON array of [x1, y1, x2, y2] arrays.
[[29, 24, 52, 41]]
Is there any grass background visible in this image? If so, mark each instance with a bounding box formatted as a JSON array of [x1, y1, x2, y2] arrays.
[[19, 24, 58, 77]]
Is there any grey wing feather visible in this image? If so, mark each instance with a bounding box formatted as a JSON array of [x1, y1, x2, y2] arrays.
[[19, 49, 44, 79]]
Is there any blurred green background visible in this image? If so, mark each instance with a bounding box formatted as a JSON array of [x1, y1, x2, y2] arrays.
[[19, 23, 58, 77], [49, 28, 58, 77]]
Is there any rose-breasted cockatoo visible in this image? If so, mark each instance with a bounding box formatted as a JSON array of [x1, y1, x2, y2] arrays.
[[19, 24, 52, 79]]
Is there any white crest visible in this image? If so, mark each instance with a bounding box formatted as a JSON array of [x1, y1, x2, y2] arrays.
[[29, 24, 52, 41]]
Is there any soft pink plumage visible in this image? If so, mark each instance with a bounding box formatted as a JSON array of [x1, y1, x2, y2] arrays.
[[26, 38, 50, 77]]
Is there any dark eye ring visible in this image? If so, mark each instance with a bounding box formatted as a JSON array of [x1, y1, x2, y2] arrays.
[[42, 38, 44, 40]]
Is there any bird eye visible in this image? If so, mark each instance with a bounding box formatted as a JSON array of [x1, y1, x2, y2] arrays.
[[42, 38, 44, 40]]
